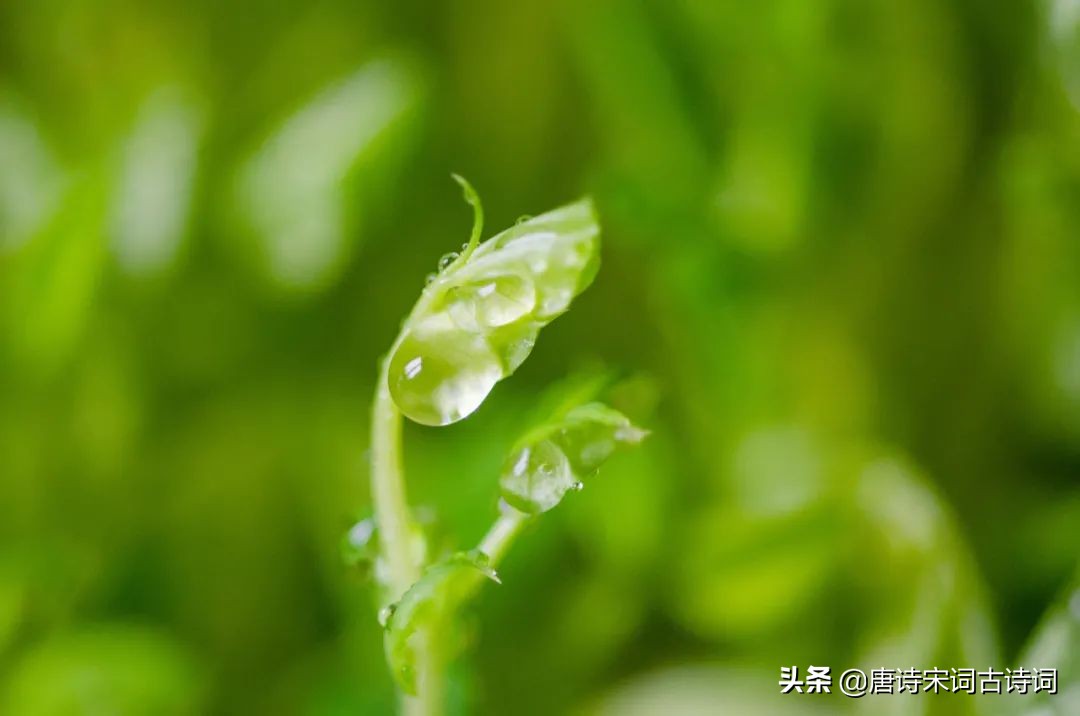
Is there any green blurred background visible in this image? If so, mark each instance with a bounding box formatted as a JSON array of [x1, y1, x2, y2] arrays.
[[1, 0, 1079, 714]]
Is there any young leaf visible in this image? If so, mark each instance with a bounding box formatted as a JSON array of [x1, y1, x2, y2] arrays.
[[500, 403, 647, 514], [383, 550, 499, 694], [388, 192, 601, 426]]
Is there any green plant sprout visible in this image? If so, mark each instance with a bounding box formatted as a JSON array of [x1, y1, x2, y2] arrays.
[[348, 177, 647, 714]]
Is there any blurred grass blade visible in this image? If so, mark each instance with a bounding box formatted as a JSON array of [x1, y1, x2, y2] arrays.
[[1008, 568, 1080, 715], [111, 88, 201, 276], [235, 58, 422, 289], [1049, 0, 1080, 110], [0, 101, 64, 253], [853, 456, 1000, 716], [1, 177, 107, 376]]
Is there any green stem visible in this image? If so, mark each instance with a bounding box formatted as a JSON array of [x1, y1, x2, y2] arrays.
[[368, 177, 490, 712], [369, 186, 484, 712], [478, 507, 528, 567], [371, 356, 439, 715], [405, 632, 442, 716], [371, 357, 419, 599]]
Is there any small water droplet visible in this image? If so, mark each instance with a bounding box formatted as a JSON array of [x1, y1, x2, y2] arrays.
[[437, 251, 460, 271], [378, 603, 396, 628], [341, 517, 378, 567], [461, 242, 469, 251], [464, 550, 501, 584], [347, 519, 376, 547], [571, 481, 584, 491], [516, 214, 533, 224], [424, 272, 436, 284], [501, 441, 574, 513]]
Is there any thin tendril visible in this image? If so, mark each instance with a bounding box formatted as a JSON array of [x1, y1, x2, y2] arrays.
[[451, 173, 484, 262]]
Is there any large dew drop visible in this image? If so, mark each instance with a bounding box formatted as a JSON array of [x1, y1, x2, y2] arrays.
[[388, 322, 505, 426]]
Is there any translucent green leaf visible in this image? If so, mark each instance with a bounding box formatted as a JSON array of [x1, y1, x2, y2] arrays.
[[388, 194, 600, 426], [500, 403, 647, 514], [383, 550, 499, 694]]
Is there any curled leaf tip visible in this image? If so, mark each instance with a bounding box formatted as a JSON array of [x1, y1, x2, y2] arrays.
[[617, 425, 650, 444], [451, 173, 484, 260]]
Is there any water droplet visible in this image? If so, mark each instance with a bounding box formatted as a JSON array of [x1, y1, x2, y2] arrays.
[[388, 325, 505, 426], [348, 518, 376, 547], [341, 517, 378, 567], [378, 603, 396, 628], [571, 481, 584, 491], [437, 251, 459, 271], [501, 441, 574, 513], [462, 550, 501, 584], [447, 274, 536, 332], [424, 272, 436, 284], [516, 214, 533, 224], [461, 242, 469, 251]]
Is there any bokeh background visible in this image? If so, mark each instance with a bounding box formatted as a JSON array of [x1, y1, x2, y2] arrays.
[[2, 0, 1079, 714]]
